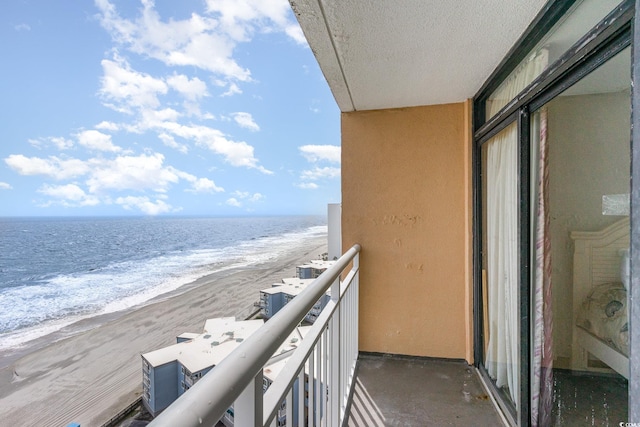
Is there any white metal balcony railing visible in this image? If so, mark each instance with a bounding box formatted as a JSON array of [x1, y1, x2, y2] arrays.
[[149, 244, 361, 427]]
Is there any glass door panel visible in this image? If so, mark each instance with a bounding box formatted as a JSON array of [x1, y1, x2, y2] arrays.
[[530, 46, 630, 426], [481, 121, 520, 417]]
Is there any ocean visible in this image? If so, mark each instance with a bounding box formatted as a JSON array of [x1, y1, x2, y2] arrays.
[[0, 215, 326, 352]]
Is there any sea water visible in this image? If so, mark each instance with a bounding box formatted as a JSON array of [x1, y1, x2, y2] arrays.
[[0, 216, 326, 351]]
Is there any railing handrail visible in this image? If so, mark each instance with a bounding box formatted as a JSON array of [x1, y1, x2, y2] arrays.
[[149, 244, 362, 427]]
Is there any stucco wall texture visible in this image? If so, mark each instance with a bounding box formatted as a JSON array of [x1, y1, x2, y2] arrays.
[[342, 102, 472, 360]]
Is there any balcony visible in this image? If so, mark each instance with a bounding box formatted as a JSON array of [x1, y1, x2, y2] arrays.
[[148, 245, 503, 427]]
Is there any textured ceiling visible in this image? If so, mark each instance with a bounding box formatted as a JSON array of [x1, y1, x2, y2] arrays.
[[291, 0, 548, 112]]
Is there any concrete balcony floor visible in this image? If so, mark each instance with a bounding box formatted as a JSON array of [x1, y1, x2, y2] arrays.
[[346, 354, 504, 427]]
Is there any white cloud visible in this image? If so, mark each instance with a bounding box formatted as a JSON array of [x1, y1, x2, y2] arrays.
[[141, 108, 181, 123], [96, 0, 251, 82], [296, 182, 318, 190], [5, 155, 90, 180], [77, 130, 122, 152], [301, 166, 340, 180], [85, 153, 180, 194], [221, 82, 242, 97], [231, 112, 259, 131], [150, 122, 272, 173], [115, 195, 176, 215], [96, 0, 305, 90], [233, 190, 264, 202], [205, 0, 306, 44], [0, 182, 13, 190], [298, 146, 341, 189], [158, 133, 188, 154], [14, 23, 31, 31], [299, 145, 340, 163], [99, 55, 168, 113], [226, 197, 242, 207], [95, 121, 121, 131], [38, 184, 100, 207], [285, 24, 306, 45], [29, 136, 74, 150], [189, 177, 224, 193], [166, 74, 208, 101]]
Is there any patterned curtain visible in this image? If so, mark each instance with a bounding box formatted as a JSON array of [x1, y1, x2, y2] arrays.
[[531, 107, 553, 426]]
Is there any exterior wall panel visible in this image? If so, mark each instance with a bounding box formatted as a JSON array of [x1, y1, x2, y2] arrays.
[[342, 102, 471, 359]]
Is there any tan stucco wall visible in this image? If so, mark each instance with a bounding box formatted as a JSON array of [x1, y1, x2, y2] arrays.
[[342, 102, 472, 361]]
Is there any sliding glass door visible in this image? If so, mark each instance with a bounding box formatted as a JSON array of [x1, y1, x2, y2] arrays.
[[474, 1, 634, 425], [530, 46, 630, 425]]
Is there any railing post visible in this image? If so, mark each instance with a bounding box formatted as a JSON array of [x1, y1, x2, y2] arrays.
[[235, 370, 263, 427], [329, 276, 341, 427]]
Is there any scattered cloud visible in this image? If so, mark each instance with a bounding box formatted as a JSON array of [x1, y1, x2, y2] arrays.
[[297, 145, 341, 189], [99, 55, 168, 114], [301, 166, 340, 181], [233, 190, 264, 202], [95, 121, 120, 131], [115, 195, 176, 215], [5, 155, 90, 180], [76, 130, 122, 152], [187, 177, 224, 193], [85, 153, 180, 194], [226, 190, 265, 207], [299, 145, 340, 163], [221, 82, 242, 97], [225, 197, 242, 207], [5, 151, 224, 213], [296, 182, 318, 190], [4, 1, 311, 215], [96, 0, 252, 83], [204, 0, 307, 45], [28, 136, 74, 150], [231, 112, 259, 131], [166, 74, 209, 101], [158, 133, 188, 154], [38, 184, 100, 207]]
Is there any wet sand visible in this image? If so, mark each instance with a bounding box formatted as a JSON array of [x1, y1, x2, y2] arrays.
[[0, 236, 326, 427]]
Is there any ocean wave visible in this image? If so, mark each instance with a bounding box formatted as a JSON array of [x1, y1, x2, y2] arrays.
[[0, 221, 327, 350]]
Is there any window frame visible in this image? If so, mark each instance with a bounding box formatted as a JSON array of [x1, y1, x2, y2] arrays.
[[472, 0, 635, 425]]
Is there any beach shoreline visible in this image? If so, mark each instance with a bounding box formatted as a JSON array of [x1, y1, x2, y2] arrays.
[[0, 236, 327, 427]]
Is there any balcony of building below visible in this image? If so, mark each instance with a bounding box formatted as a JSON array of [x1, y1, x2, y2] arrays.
[[149, 244, 504, 427]]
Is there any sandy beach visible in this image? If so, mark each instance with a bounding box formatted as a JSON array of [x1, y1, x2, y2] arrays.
[[0, 236, 327, 427]]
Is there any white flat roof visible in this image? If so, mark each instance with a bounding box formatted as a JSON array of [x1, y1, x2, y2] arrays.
[[264, 326, 312, 381], [142, 318, 264, 373], [142, 320, 312, 381], [281, 278, 316, 286]]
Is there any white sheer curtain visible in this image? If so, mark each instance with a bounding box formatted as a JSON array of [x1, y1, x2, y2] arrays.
[[485, 122, 519, 405], [484, 49, 548, 411]]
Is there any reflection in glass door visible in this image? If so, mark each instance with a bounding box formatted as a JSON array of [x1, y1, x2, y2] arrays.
[[530, 46, 630, 426]]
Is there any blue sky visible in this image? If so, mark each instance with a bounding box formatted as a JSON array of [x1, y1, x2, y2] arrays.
[[0, 0, 341, 217]]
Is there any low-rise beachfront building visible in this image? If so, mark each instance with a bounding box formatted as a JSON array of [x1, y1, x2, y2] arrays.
[[259, 281, 330, 322], [295, 260, 334, 279], [141, 317, 263, 417], [221, 326, 312, 427], [142, 317, 312, 424], [259, 286, 285, 320]]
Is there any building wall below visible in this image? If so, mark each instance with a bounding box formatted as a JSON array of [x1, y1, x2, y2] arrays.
[[342, 102, 471, 360]]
